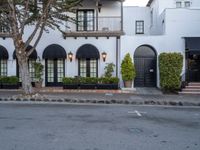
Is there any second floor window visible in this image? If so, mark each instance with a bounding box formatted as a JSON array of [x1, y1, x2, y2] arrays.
[[136, 21, 144, 34], [176, 1, 182, 8], [77, 10, 94, 31], [185, 1, 191, 7]]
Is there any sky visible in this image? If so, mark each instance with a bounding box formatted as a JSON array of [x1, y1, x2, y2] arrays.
[[123, 0, 149, 6]]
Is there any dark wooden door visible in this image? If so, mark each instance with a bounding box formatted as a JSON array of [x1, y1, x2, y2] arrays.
[[187, 56, 200, 82], [134, 45, 157, 87], [134, 58, 156, 87]]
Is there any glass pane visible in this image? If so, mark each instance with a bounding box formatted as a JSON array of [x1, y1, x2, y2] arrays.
[[47, 60, 54, 83], [77, 11, 84, 31], [90, 59, 97, 77], [57, 59, 64, 82], [79, 59, 87, 77], [87, 11, 94, 31], [0, 59, 7, 76], [29, 59, 36, 82]]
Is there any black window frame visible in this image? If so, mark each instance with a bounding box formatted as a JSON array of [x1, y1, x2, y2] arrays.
[[78, 58, 98, 77], [176, 1, 182, 8], [76, 9, 95, 31], [0, 59, 7, 76], [184, 1, 191, 7], [135, 20, 144, 34], [45, 59, 65, 86]]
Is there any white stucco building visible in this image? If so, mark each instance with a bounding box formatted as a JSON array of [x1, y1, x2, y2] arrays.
[[121, 0, 200, 87], [0, 0, 200, 88]]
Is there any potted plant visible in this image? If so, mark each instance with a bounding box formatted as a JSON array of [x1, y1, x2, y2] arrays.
[[1, 76, 19, 89], [62, 77, 79, 89], [104, 63, 115, 78], [79, 77, 98, 89], [121, 53, 136, 88], [97, 77, 119, 89], [34, 62, 44, 88]]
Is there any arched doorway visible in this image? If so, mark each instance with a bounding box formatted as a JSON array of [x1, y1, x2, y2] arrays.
[[134, 45, 157, 87], [76, 44, 100, 77], [43, 44, 66, 86]]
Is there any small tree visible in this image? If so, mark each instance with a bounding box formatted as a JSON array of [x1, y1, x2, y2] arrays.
[[121, 53, 136, 82], [104, 63, 115, 78]]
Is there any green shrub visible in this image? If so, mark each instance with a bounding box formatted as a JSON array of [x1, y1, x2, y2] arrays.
[[1, 76, 19, 84], [79, 77, 98, 84], [34, 62, 44, 82], [104, 63, 115, 78], [121, 53, 136, 81], [98, 77, 119, 84], [62, 77, 76, 84], [159, 52, 183, 91]]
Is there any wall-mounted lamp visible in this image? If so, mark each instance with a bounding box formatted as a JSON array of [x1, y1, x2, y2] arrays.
[[68, 51, 73, 62], [102, 52, 107, 62], [98, 3, 102, 13]]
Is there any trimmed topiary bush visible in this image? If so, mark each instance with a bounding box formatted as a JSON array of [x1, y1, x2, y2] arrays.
[[159, 52, 183, 92], [121, 53, 136, 81]]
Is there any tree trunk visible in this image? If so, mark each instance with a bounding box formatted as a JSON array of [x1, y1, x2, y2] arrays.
[[18, 56, 34, 95]]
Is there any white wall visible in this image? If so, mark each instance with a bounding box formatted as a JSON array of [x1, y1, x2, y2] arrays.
[[0, 28, 118, 80], [123, 6, 151, 36], [120, 35, 185, 87], [164, 8, 200, 37]]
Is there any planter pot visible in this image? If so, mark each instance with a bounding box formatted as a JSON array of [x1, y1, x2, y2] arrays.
[[63, 84, 79, 89], [35, 82, 42, 88], [97, 84, 119, 90], [1, 83, 19, 89], [124, 80, 133, 88], [80, 84, 96, 89]]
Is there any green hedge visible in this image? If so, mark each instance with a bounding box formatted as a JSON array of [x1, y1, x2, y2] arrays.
[[98, 77, 119, 84], [79, 77, 98, 84], [0, 76, 19, 84], [62, 77, 119, 84], [159, 53, 183, 91]]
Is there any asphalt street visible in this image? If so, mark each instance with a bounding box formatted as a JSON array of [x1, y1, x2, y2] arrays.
[[0, 103, 199, 150]]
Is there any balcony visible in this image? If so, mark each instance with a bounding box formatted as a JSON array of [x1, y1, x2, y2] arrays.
[[0, 17, 124, 39], [63, 17, 124, 38]]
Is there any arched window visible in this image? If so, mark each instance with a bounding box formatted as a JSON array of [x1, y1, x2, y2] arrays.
[[0, 45, 8, 76], [76, 44, 100, 77], [43, 44, 66, 86]]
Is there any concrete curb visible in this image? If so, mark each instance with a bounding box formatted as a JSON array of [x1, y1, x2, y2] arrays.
[[0, 97, 199, 107]]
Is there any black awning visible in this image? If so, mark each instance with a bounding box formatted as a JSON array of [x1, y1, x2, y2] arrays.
[[13, 45, 38, 59], [185, 37, 200, 52], [42, 44, 66, 59], [76, 44, 100, 59], [0, 45, 9, 59]]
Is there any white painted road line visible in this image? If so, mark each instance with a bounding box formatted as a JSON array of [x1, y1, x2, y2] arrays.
[[128, 110, 147, 117]]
